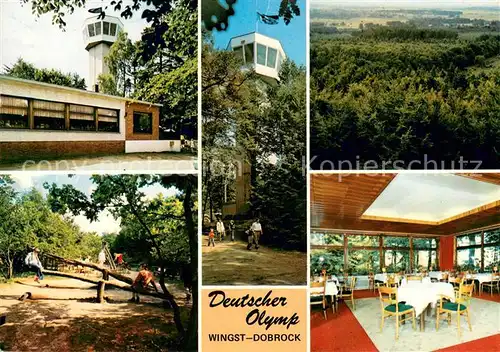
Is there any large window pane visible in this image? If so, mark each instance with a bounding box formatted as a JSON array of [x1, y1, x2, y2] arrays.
[[97, 108, 119, 132], [33, 100, 65, 130], [257, 44, 266, 65], [311, 232, 343, 246], [348, 249, 380, 275], [69, 104, 95, 131], [88, 23, 95, 37], [310, 249, 344, 277], [457, 248, 481, 271], [266, 47, 277, 68], [244, 43, 254, 64], [457, 233, 482, 247], [484, 229, 500, 244], [413, 238, 437, 249], [484, 245, 500, 271], [103, 22, 110, 35], [384, 250, 409, 272], [0, 95, 28, 129], [133, 112, 152, 134], [413, 249, 437, 271], [384, 236, 409, 248], [95, 22, 102, 36], [110, 23, 117, 36], [348, 234, 378, 247]]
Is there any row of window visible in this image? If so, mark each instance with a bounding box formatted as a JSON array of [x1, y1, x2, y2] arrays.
[[456, 228, 500, 271], [233, 43, 284, 71], [0, 95, 119, 132], [310, 232, 438, 275], [85, 21, 119, 38]]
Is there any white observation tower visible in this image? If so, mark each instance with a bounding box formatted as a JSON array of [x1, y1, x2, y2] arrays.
[[83, 15, 124, 92]]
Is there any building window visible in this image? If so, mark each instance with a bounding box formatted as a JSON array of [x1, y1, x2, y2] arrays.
[[133, 112, 153, 134], [0, 95, 29, 129], [88, 23, 95, 37], [95, 22, 102, 36], [70, 104, 95, 131], [97, 108, 119, 132], [267, 47, 277, 68], [103, 21, 110, 35], [311, 249, 344, 277], [257, 44, 267, 65], [33, 100, 65, 130], [244, 43, 254, 64], [110, 23, 117, 36], [456, 229, 500, 271]]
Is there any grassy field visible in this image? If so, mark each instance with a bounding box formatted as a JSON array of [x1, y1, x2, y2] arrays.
[[462, 10, 500, 21]]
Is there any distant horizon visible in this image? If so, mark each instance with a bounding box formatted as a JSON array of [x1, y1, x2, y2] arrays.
[[311, 0, 500, 10]]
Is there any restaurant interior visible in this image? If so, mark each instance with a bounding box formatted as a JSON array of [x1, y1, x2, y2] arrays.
[[310, 173, 500, 351]]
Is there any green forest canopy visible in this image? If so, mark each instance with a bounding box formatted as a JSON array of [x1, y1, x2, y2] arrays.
[[310, 30, 500, 170]]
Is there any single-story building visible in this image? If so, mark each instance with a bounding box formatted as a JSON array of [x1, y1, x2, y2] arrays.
[[0, 75, 181, 162]]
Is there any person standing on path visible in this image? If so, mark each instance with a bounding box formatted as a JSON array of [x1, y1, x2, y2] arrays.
[[208, 228, 216, 247], [250, 219, 263, 250], [25, 248, 44, 283], [229, 220, 235, 241], [216, 218, 225, 242]]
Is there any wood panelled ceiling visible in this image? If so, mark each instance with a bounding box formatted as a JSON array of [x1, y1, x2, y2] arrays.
[[311, 173, 500, 236]]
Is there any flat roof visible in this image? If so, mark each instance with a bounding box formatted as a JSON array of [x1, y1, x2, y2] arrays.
[[0, 75, 162, 107]]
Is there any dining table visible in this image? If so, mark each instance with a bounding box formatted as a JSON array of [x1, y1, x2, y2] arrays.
[[397, 281, 455, 331]]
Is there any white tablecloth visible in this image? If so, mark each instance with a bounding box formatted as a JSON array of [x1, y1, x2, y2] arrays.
[[311, 280, 338, 297], [400, 277, 432, 286], [398, 282, 455, 316], [466, 273, 494, 283], [375, 273, 387, 283]]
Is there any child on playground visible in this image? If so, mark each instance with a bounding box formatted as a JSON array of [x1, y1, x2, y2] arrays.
[[130, 263, 158, 303], [208, 228, 215, 247], [24, 248, 44, 283]]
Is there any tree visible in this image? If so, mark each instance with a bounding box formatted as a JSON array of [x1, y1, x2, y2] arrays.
[[44, 174, 198, 350], [105, 31, 137, 97], [4, 58, 86, 89], [202, 0, 301, 31]]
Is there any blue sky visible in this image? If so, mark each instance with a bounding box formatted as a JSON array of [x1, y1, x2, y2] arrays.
[[10, 174, 177, 235], [211, 0, 306, 66]]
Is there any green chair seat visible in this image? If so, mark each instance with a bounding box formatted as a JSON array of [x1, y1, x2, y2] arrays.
[[442, 302, 467, 311], [310, 295, 324, 303], [385, 303, 414, 313]]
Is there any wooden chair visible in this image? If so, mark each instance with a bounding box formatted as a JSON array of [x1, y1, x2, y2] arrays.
[[449, 276, 464, 293], [338, 276, 357, 310], [436, 283, 473, 337], [310, 281, 328, 320], [406, 275, 422, 282], [439, 273, 449, 282], [480, 274, 500, 296], [378, 286, 416, 340]]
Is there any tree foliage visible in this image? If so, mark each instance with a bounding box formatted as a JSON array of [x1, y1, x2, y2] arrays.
[[4, 58, 86, 89], [0, 176, 100, 280]]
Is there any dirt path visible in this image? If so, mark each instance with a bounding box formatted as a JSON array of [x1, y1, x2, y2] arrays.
[[202, 239, 307, 285], [0, 278, 191, 352]]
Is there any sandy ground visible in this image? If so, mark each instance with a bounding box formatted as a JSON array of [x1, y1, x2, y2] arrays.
[[0, 277, 191, 352], [202, 238, 307, 285], [0, 153, 197, 172]]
